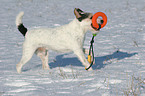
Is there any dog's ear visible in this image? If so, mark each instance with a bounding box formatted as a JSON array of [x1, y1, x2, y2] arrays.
[[74, 8, 82, 18], [74, 8, 90, 22], [74, 8, 86, 22]]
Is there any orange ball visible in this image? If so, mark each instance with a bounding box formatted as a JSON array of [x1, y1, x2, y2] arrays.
[[92, 12, 107, 29]]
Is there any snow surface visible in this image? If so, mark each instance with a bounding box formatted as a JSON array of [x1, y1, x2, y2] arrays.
[[0, 0, 145, 96]]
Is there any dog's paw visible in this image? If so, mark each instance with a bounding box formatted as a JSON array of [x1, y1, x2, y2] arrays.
[[85, 66, 93, 71], [87, 67, 93, 71], [16, 68, 22, 74], [42, 65, 50, 70], [16, 64, 22, 74]]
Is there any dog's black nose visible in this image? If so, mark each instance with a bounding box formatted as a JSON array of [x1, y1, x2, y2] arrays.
[[101, 20, 104, 24]]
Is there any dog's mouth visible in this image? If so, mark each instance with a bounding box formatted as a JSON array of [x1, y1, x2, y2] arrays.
[[91, 18, 104, 31], [91, 23, 101, 31]]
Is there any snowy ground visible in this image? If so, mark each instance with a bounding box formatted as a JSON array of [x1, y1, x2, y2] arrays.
[[0, 0, 145, 96]]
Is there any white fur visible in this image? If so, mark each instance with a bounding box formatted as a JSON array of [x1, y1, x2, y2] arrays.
[[16, 11, 99, 73], [16, 11, 24, 27]]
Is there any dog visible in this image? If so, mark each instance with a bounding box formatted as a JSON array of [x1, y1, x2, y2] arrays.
[[15, 8, 103, 73]]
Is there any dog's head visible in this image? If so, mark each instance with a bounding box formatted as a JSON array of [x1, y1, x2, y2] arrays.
[[74, 8, 103, 34]]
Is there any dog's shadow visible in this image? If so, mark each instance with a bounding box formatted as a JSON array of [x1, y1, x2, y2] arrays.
[[49, 50, 137, 70]]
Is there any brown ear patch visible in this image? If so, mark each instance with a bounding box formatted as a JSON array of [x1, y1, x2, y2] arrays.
[[74, 8, 82, 18], [74, 8, 90, 22]]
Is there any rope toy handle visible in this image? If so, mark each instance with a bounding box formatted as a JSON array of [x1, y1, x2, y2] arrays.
[[85, 36, 95, 70], [92, 12, 107, 30]]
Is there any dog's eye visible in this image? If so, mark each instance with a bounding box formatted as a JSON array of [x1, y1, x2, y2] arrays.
[[90, 16, 93, 19]]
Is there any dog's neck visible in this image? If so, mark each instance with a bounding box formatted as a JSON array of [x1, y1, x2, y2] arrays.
[[65, 19, 88, 47], [68, 19, 88, 34]]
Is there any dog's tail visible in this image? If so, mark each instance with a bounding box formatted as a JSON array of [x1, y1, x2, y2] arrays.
[[16, 12, 27, 36]]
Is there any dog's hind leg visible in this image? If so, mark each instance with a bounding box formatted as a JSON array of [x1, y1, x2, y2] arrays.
[[16, 44, 36, 73], [36, 48, 50, 70]]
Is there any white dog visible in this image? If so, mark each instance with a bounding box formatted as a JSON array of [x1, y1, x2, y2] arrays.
[[16, 8, 103, 73]]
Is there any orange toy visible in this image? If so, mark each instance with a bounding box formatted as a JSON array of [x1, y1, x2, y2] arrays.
[[92, 12, 107, 30]]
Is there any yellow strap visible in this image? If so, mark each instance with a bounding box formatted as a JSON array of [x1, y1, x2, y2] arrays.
[[87, 55, 91, 64]]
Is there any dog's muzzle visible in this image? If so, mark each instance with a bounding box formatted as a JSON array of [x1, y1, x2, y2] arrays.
[[91, 23, 101, 31]]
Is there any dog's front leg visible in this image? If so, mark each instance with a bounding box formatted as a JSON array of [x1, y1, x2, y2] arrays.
[[74, 49, 93, 71], [83, 48, 89, 54], [83, 48, 95, 64]]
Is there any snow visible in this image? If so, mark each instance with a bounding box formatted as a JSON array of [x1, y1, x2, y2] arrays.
[[0, 0, 145, 96]]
